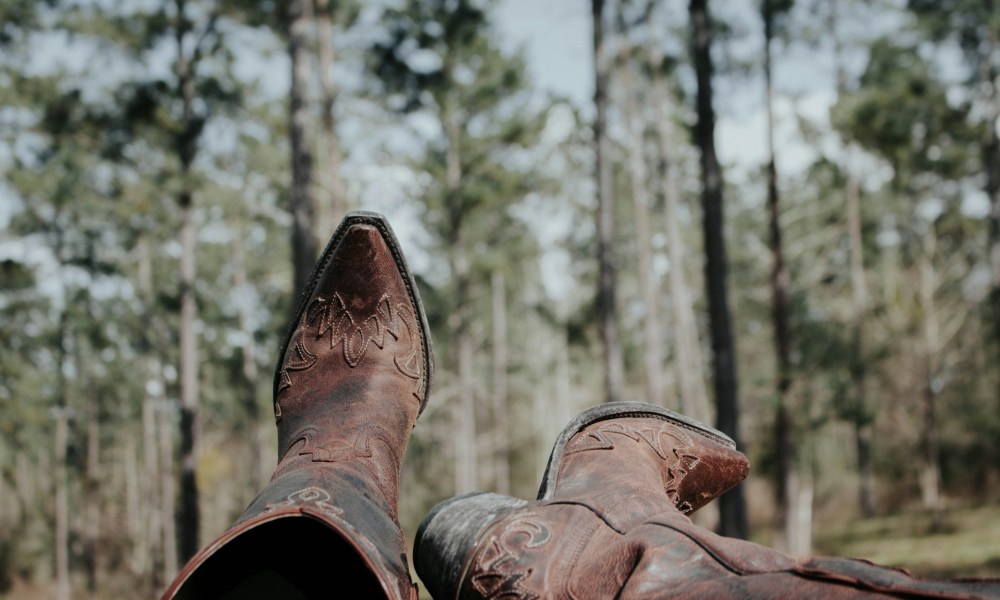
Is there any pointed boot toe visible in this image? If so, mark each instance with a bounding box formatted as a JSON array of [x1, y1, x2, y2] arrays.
[[162, 211, 433, 600], [538, 401, 748, 522]]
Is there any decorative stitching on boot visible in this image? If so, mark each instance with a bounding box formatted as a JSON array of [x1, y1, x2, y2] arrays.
[[562, 517, 601, 599], [262, 486, 344, 519], [275, 425, 402, 518], [278, 425, 400, 465], [564, 422, 703, 513], [468, 516, 551, 600], [564, 421, 692, 460], [276, 292, 423, 400]]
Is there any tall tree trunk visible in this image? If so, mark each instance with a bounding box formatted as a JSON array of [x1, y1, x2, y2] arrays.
[[177, 193, 199, 562], [831, 0, 875, 518], [54, 428, 70, 599], [762, 0, 801, 554], [287, 0, 319, 301], [84, 374, 100, 593], [314, 0, 347, 225], [918, 225, 942, 517], [491, 271, 510, 495], [979, 44, 1000, 411], [690, 0, 748, 539], [175, 0, 201, 562], [15, 451, 33, 535], [159, 385, 178, 583], [232, 225, 263, 491], [647, 16, 711, 422], [444, 103, 477, 495], [137, 233, 163, 589], [125, 436, 143, 576], [55, 310, 71, 600], [455, 328, 477, 494], [141, 387, 162, 585], [593, 0, 624, 403], [0, 444, 7, 525], [621, 57, 665, 407], [846, 176, 875, 517]]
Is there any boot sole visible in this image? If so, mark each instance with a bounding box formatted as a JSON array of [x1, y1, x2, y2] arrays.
[[536, 401, 736, 500], [272, 210, 434, 416]]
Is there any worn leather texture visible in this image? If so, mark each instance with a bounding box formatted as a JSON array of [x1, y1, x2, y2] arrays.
[[429, 404, 1000, 600], [161, 212, 432, 600]]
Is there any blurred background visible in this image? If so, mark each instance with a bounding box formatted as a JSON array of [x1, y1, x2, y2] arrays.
[[1, 0, 999, 597]]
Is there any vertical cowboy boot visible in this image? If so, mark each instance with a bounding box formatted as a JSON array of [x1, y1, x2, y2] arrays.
[[416, 402, 1000, 600], [162, 211, 433, 600]]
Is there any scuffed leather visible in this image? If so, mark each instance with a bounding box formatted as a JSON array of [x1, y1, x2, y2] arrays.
[[162, 213, 432, 600], [454, 414, 1000, 600]]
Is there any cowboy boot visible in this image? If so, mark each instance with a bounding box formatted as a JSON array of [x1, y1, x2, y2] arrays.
[[416, 402, 1000, 600], [162, 211, 433, 600]]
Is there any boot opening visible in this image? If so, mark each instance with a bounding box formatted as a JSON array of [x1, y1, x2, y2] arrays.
[[173, 517, 387, 600]]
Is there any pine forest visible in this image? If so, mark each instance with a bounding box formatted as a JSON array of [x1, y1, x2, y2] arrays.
[[1, 0, 999, 597]]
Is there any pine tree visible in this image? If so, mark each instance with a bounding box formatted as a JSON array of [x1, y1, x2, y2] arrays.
[[370, 0, 549, 497], [690, 0, 748, 539], [833, 38, 976, 517]]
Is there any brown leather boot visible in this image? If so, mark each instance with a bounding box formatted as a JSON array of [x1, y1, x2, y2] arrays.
[[162, 211, 433, 600], [416, 402, 1000, 600]]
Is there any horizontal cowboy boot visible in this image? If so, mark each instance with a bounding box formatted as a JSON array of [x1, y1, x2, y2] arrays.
[[416, 402, 1000, 600], [162, 211, 433, 600]]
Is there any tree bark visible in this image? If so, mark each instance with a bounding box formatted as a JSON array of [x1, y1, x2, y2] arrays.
[[55, 309, 71, 600], [690, 0, 748, 539], [846, 176, 875, 518], [177, 194, 200, 562], [0, 444, 7, 525], [15, 451, 33, 518], [593, 0, 624, 403], [125, 436, 142, 577], [647, 16, 711, 422], [762, 0, 801, 554], [287, 0, 319, 302], [831, 0, 875, 519], [978, 42, 1000, 411], [232, 225, 263, 491], [140, 386, 161, 584], [314, 0, 347, 225], [443, 100, 477, 495], [620, 57, 665, 407], [84, 374, 100, 593], [137, 232, 163, 589], [175, 0, 201, 563], [159, 384, 178, 583], [918, 225, 942, 517], [491, 271, 511, 495], [54, 421, 70, 600]]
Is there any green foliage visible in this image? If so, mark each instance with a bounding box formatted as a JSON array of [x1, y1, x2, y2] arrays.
[[908, 0, 1000, 67], [369, 0, 550, 290], [832, 39, 974, 190]]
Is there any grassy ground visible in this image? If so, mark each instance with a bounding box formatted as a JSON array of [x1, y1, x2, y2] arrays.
[[813, 504, 1000, 579]]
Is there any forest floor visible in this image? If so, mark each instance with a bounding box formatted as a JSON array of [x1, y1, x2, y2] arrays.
[[814, 503, 1000, 579]]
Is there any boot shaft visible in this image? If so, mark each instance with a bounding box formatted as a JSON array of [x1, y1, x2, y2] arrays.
[[271, 215, 433, 518], [162, 212, 432, 600]]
